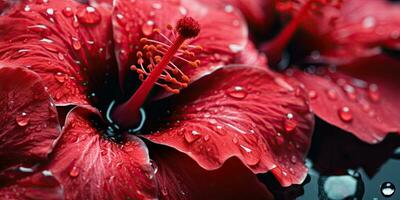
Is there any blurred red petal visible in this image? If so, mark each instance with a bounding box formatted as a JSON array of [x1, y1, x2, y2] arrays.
[[112, 0, 249, 92], [290, 55, 400, 143], [0, 171, 64, 200], [199, 0, 276, 37], [288, 0, 400, 64], [0, 0, 115, 105], [145, 66, 314, 186], [0, 66, 60, 182], [41, 106, 158, 199], [151, 145, 274, 200]]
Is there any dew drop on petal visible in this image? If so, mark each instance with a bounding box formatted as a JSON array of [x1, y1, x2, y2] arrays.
[[338, 106, 353, 122], [226, 86, 247, 99], [362, 16, 376, 29], [71, 37, 81, 50], [142, 20, 154, 36], [62, 6, 73, 17], [284, 113, 297, 133], [224, 4, 234, 13], [290, 155, 297, 164], [152, 3, 162, 9], [184, 130, 201, 143], [326, 89, 338, 100], [16, 112, 30, 126], [69, 166, 80, 177], [77, 6, 101, 25], [54, 72, 65, 83], [381, 182, 395, 197], [368, 83, 380, 102], [308, 90, 318, 99]]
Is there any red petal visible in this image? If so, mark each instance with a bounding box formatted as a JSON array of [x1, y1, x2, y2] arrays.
[[0, 171, 64, 200], [42, 106, 158, 199], [0, 66, 60, 182], [112, 0, 249, 90], [0, 0, 115, 105], [144, 66, 314, 186], [151, 145, 273, 200], [235, 42, 267, 67], [199, 0, 276, 37], [291, 56, 400, 143], [291, 0, 400, 64]]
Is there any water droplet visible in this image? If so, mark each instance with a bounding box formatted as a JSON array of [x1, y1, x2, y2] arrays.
[[184, 130, 201, 143], [228, 44, 243, 53], [57, 52, 65, 60], [19, 167, 33, 173], [320, 174, 364, 200], [343, 84, 357, 101], [274, 77, 294, 91], [227, 86, 247, 99], [62, 6, 73, 17], [46, 8, 55, 15], [326, 89, 338, 100], [16, 112, 30, 126], [116, 13, 126, 25], [224, 4, 234, 13], [203, 134, 210, 141], [308, 90, 318, 99], [24, 5, 31, 12], [71, 37, 81, 50], [362, 16, 376, 29], [54, 72, 65, 83], [381, 182, 395, 197], [76, 6, 101, 25], [284, 113, 297, 133], [232, 137, 238, 144], [368, 83, 380, 102], [69, 166, 80, 177], [338, 106, 353, 122], [290, 155, 297, 164], [179, 6, 188, 15], [142, 20, 154, 36], [152, 3, 162, 9]]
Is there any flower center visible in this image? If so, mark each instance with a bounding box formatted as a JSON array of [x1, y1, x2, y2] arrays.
[[111, 16, 201, 130]]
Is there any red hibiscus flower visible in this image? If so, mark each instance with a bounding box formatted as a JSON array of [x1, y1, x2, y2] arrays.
[[0, 0, 314, 199], [261, 0, 400, 143]]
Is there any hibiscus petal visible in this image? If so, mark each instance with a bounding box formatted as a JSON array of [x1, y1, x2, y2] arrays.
[[199, 0, 276, 38], [290, 55, 400, 143], [288, 0, 400, 64], [0, 0, 115, 105], [112, 0, 249, 91], [0, 171, 64, 200], [144, 65, 314, 186], [0, 66, 60, 182], [150, 145, 273, 200], [41, 106, 158, 199]]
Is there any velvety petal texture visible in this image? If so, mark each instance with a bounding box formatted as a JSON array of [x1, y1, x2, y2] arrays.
[[290, 55, 400, 143], [286, 0, 400, 64], [0, 0, 115, 105], [151, 146, 273, 200], [0, 65, 60, 182], [0, 172, 64, 200], [112, 0, 249, 90], [145, 65, 314, 186], [39, 106, 158, 200]]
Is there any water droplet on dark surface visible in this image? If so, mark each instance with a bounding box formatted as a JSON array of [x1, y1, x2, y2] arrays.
[[318, 172, 364, 200], [381, 182, 395, 197]]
